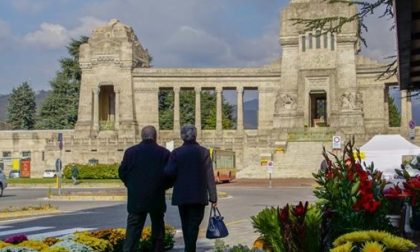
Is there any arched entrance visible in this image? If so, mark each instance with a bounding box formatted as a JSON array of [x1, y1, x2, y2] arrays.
[[99, 85, 115, 130]]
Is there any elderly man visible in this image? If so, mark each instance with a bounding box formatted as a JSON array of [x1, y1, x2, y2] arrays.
[[165, 124, 217, 252], [119, 126, 170, 252]]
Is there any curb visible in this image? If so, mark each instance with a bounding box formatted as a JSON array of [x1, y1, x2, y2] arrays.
[[0, 209, 60, 220], [48, 195, 126, 201], [48, 191, 229, 201]]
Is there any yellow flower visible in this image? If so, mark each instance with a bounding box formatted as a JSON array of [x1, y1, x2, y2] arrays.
[[361, 241, 384, 252], [382, 235, 416, 251], [253, 238, 266, 250], [353, 150, 366, 160], [41, 246, 69, 252], [18, 240, 49, 250], [0, 241, 10, 249], [366, 230, 388, 242], [330, 241, 352, 252], [333, 231, 370, 246]]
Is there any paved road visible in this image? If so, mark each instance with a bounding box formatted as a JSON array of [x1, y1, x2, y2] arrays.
[[0, 185, 315, 250]]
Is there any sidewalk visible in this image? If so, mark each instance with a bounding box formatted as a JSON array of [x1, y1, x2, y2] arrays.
[[170, 178, 315, 251]]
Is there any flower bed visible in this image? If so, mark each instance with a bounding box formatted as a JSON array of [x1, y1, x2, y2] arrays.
[[0, 225, 175, 252]]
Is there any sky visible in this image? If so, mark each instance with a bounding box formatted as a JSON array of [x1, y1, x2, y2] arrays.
[[0, 0, 418, 122]]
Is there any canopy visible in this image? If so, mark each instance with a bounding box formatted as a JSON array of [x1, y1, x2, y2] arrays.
[[360, 135, 420, 178]]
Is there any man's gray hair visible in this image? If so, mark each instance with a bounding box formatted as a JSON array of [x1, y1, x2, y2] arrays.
[[141, 125, 157, 141], [181, 124, 197, 142]]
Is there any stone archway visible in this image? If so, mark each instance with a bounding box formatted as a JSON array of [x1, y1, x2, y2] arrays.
[[99, 85, 115, 130]]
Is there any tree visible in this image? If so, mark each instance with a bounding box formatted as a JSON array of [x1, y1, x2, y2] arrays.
[[388, 94, 401, 127], [7, 82, 36, 129], [37, 36, 88, 129]]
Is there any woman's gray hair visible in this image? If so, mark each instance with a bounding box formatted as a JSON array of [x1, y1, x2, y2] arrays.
[[181, 124, 197, 142], [141, 125, 157, 141]]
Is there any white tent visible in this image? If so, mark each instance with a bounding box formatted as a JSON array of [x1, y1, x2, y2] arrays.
[[360, 135, 420, 179]]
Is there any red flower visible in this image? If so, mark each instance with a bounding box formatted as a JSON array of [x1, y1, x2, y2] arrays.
[[362, 199, 381, 213], [279, 204, 289, 222], [293, 201, 308, 218]]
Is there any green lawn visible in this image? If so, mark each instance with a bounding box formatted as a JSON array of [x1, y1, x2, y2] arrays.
[[8, 178, 122, 184]]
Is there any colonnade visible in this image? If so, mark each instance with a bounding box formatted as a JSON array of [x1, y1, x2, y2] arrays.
[[172, 86, 245, 132]]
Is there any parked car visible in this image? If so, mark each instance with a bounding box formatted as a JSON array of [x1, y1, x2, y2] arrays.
[[43, 169, 59, 178], [8, 170, 20, 178], [0, 170, 7, 197]]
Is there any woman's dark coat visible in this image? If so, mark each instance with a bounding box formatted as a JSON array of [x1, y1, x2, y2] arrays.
[[164, 141, 217, 205]]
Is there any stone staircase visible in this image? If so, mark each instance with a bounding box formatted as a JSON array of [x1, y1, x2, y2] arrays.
[[272, 141, 327, 178]]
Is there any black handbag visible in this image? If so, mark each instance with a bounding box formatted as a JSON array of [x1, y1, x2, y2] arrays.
[[206, 206, 229, 239]]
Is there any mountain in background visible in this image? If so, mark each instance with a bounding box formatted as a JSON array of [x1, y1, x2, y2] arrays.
[[0, 90, 50, 122]]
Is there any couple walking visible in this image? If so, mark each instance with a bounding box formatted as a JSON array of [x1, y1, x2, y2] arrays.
[[119, 124, 218, 252]]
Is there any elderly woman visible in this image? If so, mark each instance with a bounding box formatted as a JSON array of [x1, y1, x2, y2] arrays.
[[164, 124, 217, 252]]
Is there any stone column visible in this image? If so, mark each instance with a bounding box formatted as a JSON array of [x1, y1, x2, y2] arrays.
[[195, 87, 201, 131], [216, 87, 223, 131], [173, 87, 180, 132], [236, 87, 244, 130], [115, 88, 120, 129], [93, 87, 100, 131]]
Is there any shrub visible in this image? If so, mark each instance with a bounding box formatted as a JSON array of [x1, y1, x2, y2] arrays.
[[63, 163, 119, 179]]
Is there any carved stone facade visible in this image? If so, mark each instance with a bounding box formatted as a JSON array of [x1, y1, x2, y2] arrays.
[[0, 0, 415, 178]]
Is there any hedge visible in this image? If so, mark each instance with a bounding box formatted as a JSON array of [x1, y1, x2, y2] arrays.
[[63, 163, 119, 179]]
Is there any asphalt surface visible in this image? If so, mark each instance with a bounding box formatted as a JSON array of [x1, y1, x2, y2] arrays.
[[0, 184, 315, 250]]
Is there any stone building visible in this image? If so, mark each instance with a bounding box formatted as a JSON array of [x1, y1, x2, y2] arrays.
[[0, 0, 416, 178]]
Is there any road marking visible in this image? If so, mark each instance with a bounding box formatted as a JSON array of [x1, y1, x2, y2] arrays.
[[0, 226, 12, 230], [0, 226, 53, 237], [28, 227, 97, 240]]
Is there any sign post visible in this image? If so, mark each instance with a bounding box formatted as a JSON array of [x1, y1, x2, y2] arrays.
[[57, 133, 63, 195], [267, 160, 274, 188], [409, 120, 416, 140]]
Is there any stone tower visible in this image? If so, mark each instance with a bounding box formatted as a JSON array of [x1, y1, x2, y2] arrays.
[[274, 0, 364, 133], [75, 19, 151, 138]]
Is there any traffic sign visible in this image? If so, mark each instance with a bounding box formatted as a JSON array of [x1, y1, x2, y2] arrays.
[[267, 161, 274, 174], [332, 136, 341, 149], [409, 120, 416, 129]]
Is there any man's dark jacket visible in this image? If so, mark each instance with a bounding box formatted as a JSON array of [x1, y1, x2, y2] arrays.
[[119, 140, 170, 214], [164, 141, 217, 205]]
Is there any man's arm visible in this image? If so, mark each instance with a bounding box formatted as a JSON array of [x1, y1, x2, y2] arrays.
[[204, 149, 217, 204], [164, 151, 177, 188], [118, 150, 130, 187]]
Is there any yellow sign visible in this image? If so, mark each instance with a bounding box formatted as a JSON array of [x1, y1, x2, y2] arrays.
[[12, 159, 20, 170]]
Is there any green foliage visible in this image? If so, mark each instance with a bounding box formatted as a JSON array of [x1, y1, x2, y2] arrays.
[[63, 163, 118, 179], [388, 94, 401, 127], [158, 89, 235, 130], [37, 36, 88, 129], [7, 82, 36, 130], [251, 207, 283, 252], [158, 89, 174, 129]]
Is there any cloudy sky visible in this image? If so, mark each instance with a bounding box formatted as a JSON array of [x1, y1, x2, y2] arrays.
[[0, 0, 398, 93], [2, 0, 418, 124]]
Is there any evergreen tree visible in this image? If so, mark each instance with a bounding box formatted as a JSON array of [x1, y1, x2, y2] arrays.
[[388, 94, 401, 127], [7, 82, 36, 129], [37, 36, 88, 129]]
